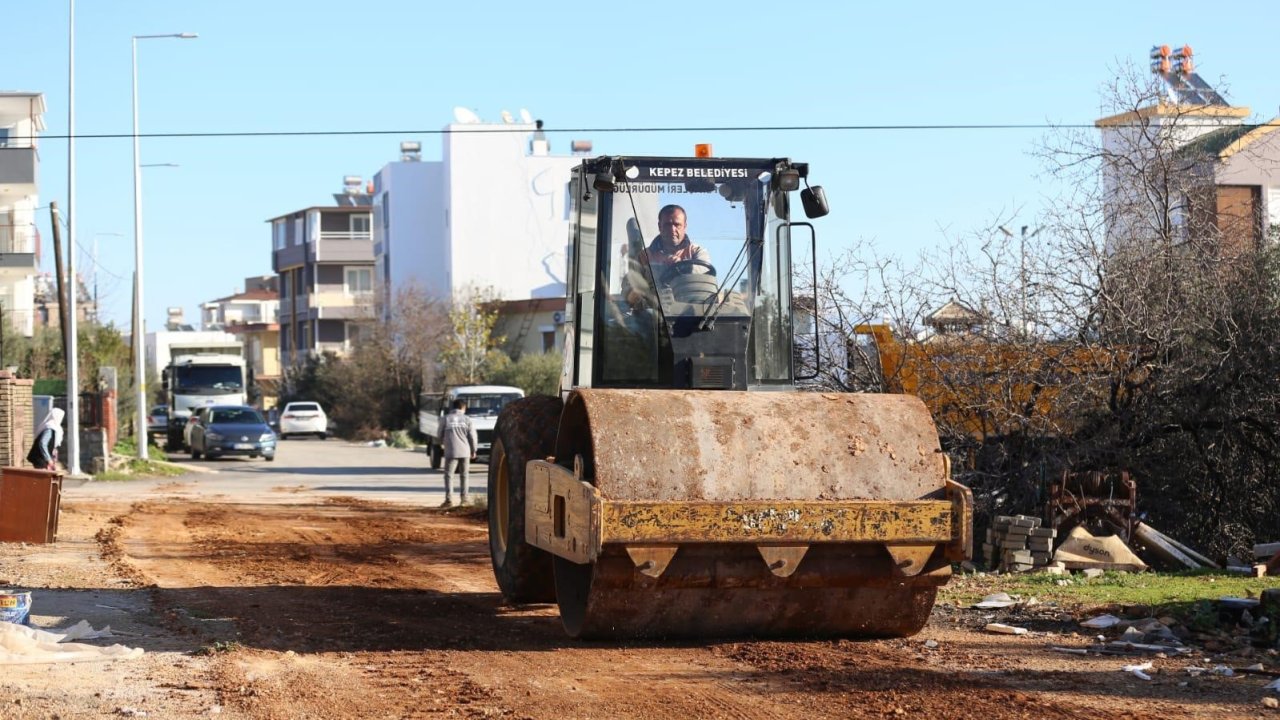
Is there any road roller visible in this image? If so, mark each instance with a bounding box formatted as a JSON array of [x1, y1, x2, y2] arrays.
[[487, 152, 972, 639]]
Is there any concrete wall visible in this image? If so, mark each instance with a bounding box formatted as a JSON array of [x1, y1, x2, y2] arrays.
[[375, 160, 444, 315], [444, 123, 576, 302]]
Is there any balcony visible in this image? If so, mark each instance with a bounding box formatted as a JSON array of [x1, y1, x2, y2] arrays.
[[273, 242, 307, 272], [0, 223, 37, 271], [0, 147, 37, 195], [315, 231, 373, 263]]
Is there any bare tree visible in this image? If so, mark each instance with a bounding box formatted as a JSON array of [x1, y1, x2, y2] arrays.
[[440, 285, 506, 385], [801, 60, 1280, 555]]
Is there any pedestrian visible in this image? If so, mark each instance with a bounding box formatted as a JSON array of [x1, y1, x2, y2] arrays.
[[435, 399, 477, 507], [27, 407, 65, 471]]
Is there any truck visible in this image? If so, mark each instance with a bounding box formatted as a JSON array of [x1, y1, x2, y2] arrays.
[[485, 151, 973, 639], [419, 385, 525, 467], [160, 340, 251, 450]]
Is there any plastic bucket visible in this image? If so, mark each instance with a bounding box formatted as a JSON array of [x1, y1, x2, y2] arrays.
[[0, 590, 32, 625]]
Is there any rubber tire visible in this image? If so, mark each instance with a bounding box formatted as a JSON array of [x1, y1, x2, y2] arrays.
[[318, 432, 327, 440], [430, 444, 442, 470], [265, 455, 275, 462], [488, 395, 563, 604]]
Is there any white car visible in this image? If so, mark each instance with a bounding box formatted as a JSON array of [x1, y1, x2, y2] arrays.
[[279, 402, 328, 439]]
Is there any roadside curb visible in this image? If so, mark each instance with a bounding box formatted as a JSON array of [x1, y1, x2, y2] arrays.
[[153, 460, 216, 474]]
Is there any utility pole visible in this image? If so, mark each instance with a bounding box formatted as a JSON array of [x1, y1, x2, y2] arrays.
[[50, 203, 69, 355]]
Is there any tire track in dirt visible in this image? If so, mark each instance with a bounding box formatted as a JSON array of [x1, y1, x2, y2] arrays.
[[109, 499, 1262, 720]]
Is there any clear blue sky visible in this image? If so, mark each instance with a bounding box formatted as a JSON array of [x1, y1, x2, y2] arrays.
[[4, 1, 1278, 332]]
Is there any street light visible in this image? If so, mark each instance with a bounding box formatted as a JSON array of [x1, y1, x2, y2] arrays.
[[132, 32, 196, 460], [998, 224, 1043, 337]]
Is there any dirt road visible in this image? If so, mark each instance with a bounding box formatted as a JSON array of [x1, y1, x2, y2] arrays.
[[0, 446, 1273, 718]]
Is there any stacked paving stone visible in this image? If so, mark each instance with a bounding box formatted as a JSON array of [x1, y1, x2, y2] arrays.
[[982, 515, 1058, 572]]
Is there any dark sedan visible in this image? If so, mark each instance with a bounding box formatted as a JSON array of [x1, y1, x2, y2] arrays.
[[188, 405, 277, 461]]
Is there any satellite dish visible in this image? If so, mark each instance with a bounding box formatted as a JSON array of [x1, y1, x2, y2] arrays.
[[519, 108, 533, 124], [500, 110, 514, 124], [453, 106, 482, 124]]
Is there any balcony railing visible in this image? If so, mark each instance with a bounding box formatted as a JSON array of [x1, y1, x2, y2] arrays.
[[318, 231, 371, 242], [0, 224, 35, 254]]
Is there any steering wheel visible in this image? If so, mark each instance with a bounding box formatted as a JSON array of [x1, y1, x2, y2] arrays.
[[658, 259, 717, 285]]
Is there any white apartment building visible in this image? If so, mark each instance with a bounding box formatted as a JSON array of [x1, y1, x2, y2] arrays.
[[0, 92, 46, 337], [372, 113, 589, 317]]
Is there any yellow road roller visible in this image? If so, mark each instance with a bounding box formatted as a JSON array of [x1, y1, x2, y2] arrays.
[[488, 152, 971, 639]]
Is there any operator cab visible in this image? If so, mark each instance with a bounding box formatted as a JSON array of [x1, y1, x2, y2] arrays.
[[565, 154, 828, 391]]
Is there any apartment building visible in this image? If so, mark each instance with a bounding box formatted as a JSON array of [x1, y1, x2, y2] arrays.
[[270, 180, 376, 367], [370, 113, 590, 357], [200, 274, 282, 406], [0, 92, 46, 336]]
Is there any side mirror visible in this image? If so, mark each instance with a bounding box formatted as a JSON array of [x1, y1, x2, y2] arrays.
[[801, 186, 829, 218]]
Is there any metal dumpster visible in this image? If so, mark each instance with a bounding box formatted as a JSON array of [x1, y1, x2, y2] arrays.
[[0, 467, 62, 543]]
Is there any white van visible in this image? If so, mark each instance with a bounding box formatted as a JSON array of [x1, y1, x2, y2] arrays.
[[419, 385, 524, 467]]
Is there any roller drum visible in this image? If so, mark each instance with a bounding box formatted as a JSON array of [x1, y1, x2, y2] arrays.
[[546, 389, 955, 639]]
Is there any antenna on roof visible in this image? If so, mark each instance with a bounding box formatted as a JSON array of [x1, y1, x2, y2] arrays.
[[519, 108, 534, 124]]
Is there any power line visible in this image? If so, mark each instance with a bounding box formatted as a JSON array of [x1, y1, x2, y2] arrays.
[[5, 120, 1274, 142]]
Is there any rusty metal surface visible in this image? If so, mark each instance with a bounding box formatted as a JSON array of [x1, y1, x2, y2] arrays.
[[945, 479, 974, 562], [560, 389, 946, 502], [525, 461, 599, 564], [553, 544, 948, 639], [599, 500, 953, 545]]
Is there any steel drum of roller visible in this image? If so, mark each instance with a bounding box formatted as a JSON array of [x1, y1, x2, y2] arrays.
[[548, 389, 954, 639]]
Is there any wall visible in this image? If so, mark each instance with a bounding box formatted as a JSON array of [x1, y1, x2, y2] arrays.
[[0, 373, 33, 468], [375, 160, 444, 313], [1217, 127, 1280, 229], [444, 123, 577, 302]]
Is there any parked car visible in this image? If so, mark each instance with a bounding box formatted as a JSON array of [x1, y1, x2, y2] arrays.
[[147, 405, 169, 446], [279, 402, 328, 439], [188, 405, 277, 461]]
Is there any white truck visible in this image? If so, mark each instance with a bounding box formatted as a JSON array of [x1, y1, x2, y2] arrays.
[[419, 385, 525, 467], [160, 340, 251, 450]]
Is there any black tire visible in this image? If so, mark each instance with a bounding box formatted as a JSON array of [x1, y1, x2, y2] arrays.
[[265, 455, 275, 462], [488, 395, 563, 604], [318, 432, 327, 440], [430, 444, 442, 470]]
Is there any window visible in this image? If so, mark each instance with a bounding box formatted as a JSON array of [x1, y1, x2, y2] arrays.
[[273, 221, 286, 250], [345, 267, 373, 296], [0, 127, 9, 148], [351, 214, 371, 235], [346, 322, 373, 346], [542, 330, 556, 353]]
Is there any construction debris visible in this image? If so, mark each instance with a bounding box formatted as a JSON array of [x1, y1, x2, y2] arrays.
[[973, 592, 1018, 609], [1053, 526, 1147, 572], [1134, 523, 1211, 570], [1122, 661, 1153, 680], [984, 623, 1028, 635], [983, 515, 1056, 572], [1080, 614, 1121, 629]]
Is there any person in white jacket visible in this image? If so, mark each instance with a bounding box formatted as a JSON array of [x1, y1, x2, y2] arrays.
[[435, 399, 477, 507]]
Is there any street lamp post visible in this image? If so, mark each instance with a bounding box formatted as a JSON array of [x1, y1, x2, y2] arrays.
[[999, 224, 1042, 337], [132, 32, 196, 460]]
